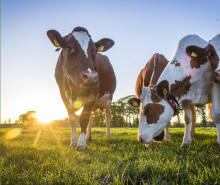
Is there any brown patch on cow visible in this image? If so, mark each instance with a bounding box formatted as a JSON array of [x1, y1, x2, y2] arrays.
[[186, 44, 219, 70], [170, 76, 191, 99], [205, 44, 219, 70], [157, 80, 169, 98], [144, 103, 165, 124], [171, 59, 181, 67], [190, 58, 207, 69], [150, 89, 160, 103], [186, 45, 208, 69]]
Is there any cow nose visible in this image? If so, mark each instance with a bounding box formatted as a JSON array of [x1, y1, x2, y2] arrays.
[[80, 71, 98, 86], [138, 136, 143, 143]]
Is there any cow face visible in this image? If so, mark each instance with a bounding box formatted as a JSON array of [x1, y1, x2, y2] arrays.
[[47, 27, 114, 88], [186, 34, 220, 83], [128, 86, 174, 144]]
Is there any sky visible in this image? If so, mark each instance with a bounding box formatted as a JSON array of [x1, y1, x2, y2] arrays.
[[1, 0, 220, 123]]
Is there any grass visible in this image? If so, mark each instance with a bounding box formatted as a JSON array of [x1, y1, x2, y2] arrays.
[[1, 125, 220, 185]]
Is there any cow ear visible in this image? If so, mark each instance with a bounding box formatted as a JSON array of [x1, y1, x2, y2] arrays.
[[156, 80, 169, 98], [46, 30, 64, 49], [186, 45, 206, 58], [128, 98, 140, 108], [95, 38, 114, 52]]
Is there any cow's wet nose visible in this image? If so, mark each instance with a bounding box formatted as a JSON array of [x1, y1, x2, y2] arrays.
[[138, 136, 143, 144], [81, 71, 99, 86]]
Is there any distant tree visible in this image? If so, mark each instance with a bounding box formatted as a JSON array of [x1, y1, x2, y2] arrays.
[[93, 110, 105, 126], [14, 119, 19, 123], [4, 120, 7, 124], [111, 95, 140, 127], [177, 104, 183, 123], [18, 111, 38, 126], [8, 119, 11, 124], [197, 106, 207, 127], [110, 115, 125, 127]]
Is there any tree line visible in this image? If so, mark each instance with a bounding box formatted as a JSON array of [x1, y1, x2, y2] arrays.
[[4, 95, 211, 127]]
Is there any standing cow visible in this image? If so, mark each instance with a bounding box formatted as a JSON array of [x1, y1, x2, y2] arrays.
[[129, 53, 196, 142], [129, 34, 220, 147], [211, 34, 220, 83], [47, 27, 116, 151]]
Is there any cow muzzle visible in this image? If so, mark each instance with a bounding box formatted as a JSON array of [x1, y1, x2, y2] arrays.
[[138, 134, 153, 144], [80, 71, 99, 87]]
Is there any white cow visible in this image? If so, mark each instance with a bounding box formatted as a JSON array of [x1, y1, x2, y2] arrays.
[[129, 34, 220, 147]]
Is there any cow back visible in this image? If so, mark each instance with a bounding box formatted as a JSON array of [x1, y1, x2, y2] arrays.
[[135, 53, 169, 99]]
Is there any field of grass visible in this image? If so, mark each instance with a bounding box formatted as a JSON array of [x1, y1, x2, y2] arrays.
[[1, 125, 220, 185]]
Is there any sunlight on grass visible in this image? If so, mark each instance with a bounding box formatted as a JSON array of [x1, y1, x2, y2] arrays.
[[1, 127, 220, 184], [2, 128, 22, 140], [34, 130, 41, 146]]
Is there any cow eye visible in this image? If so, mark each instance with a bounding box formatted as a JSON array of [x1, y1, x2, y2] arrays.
[[66, 46, 72, 52]]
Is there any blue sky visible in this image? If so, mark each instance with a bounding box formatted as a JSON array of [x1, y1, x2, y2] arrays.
[[1, 0, 220, 123]]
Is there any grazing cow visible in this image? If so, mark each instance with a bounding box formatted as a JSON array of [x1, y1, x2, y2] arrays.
[[47, 27, 116, 151], [129, 34, 220, 147], [129, 53, 196, 142], [209, 34, 220, 83]]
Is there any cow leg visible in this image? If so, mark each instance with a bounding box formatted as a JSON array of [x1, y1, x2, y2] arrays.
[[69, 113, 79, 146], [86, 112, 93, 141], [105, 100, 112, 138], [190, 104, 196, 138], [164, 123, 171, 141], [210, 83, 220, 145], [75, 105, 92, 151], [181, 100, 193, 147]]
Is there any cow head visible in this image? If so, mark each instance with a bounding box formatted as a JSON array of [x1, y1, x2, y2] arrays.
[[186, 34, 220, 83], [128, 82, 174, 144], [47, 27, 114, 88]]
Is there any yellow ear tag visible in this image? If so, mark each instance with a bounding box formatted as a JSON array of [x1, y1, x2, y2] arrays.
[[133, 102, 138, 107], [98, 45, 104, 51], [162, 87, 168, 96], [191, 52, 197, 57], [54, 38, 60, 47]]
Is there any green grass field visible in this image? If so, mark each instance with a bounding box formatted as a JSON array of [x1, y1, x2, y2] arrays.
[[1, 125, 220, 185]]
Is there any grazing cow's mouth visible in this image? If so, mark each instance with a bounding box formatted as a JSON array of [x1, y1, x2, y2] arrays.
[[79, 83, 99, 88]]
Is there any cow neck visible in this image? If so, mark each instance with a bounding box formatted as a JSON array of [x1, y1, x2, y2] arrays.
[[152, 84, 179, 116], [60, 51, 78, 100]]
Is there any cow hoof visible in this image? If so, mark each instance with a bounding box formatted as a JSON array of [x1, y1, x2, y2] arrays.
[[70, 143, 77, 147], [181, 143, 191, 148], [75, 146, 87, 151], [86, 137, 91, 142]]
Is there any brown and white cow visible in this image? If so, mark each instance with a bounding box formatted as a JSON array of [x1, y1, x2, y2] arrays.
[[210, 34, 220, 83], [129, 34, 220, 147], [129, 53, 196, 143], [47, 27, 116, 151]]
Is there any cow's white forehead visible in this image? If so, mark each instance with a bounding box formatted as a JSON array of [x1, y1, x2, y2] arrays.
[[72, 31, 90, 58]]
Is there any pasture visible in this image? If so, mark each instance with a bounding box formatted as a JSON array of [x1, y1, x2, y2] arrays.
[[1, 125, 220, 185]]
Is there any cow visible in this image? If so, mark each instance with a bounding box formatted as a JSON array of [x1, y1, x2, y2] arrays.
[[129, 53, 196, 142], [128, 34, 220, 147], [210, 34, 220, 83], [47, 27, 116, 151]]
